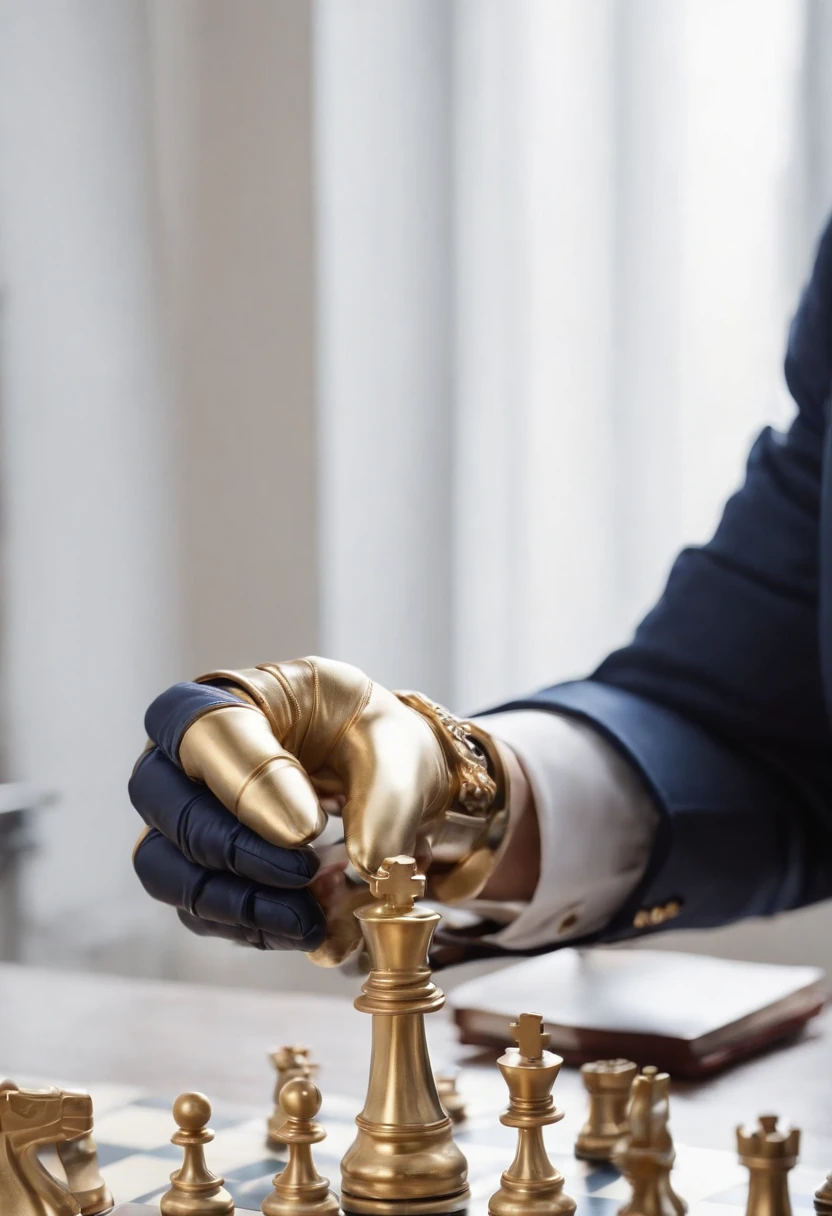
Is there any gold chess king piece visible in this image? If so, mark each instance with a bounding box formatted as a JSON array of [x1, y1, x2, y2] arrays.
[[488, 1013, 576, 1216], [435, 1074, 467, 1125], [262, 1077, 340, 1216], [814, 1170, 832, 1216], [613, 1066, 686, 1216], [268, 1046, 318, 1148], [160, 1093, 234, 1216], [57, 1130, 114, 1216], [575, 1059, 638, 1162], [737, 1115, 800, 1216], [340, 856, 470, 1215], [0, 1083, 94, 1216]]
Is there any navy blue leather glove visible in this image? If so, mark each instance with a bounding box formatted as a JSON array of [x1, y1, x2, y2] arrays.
[[131, 682, 328, 952]]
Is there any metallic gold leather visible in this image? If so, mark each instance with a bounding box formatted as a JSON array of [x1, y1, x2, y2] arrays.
[[173, 657, 512, 962], [196, 660, 451, 879], [179, 704, 327, 848]]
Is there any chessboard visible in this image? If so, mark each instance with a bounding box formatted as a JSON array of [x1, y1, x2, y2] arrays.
[[21, 1075, 823, 1216]]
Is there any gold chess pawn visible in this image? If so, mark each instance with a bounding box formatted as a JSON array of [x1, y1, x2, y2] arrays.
[[340, 856, 470, 1215], [613, 1066, 686, 1216], [737, 1115, 800, 1216], [488, 1013, 576, 1216], [268, 1045, 318, 1148], [575, 1059, 637, 1162], [160, 1092, 234, 1216], [262, 1077, 340, 1216]]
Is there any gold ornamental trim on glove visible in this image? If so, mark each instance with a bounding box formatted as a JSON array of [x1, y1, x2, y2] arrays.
[[394, 691, 510, 904]]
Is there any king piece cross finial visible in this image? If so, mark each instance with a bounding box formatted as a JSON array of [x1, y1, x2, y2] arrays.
[[510, 1013, 550, 1062], [371, 855, 426, 910]]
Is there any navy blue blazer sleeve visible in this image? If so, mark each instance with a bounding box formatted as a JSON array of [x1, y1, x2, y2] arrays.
[[481, 217, 832, 951]]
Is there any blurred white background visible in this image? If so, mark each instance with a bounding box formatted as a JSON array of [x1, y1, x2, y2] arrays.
[[0, 0, 830, 991]]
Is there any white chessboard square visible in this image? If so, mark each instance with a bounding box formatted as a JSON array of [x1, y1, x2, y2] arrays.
[[102, 1152, 173, 1205], [208, 1119, 279, 1172], [94, 1106, 174, 1151]]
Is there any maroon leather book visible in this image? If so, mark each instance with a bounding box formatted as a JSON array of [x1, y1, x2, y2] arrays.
[[447, 948, 826, 1078]]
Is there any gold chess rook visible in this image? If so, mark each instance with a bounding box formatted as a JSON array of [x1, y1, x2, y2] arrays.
[[737, 1115, 800, 1216], [339, 856, 470, 1215], [575, 1059, 637, 1162]]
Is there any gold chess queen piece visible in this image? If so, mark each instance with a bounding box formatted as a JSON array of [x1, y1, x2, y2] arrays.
[[340, 856, 470, 1215], [160, 1093, 234, 1216], [488, 1013, 576, 1216], [262, 1077, 340, 1216], [268, 1046, 318, 1149], [575, 1059, 638, 1162], [0, 1084, 95, 1216], [737, 1115, 800, 1216], [613, 1066, 687, 1216]]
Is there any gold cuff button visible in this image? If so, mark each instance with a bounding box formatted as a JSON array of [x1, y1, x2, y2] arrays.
[[633, 899, 683, 930]]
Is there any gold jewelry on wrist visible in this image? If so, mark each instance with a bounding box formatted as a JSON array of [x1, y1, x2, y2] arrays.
[[394, 691, 511, 903]]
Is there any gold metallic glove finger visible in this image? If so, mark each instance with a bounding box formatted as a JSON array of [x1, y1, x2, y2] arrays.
[[178, 702, 327, 848], [197, 659, 452, 879], [329, 683, 450, 879]]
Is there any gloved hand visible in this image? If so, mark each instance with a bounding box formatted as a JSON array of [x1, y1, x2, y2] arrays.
[[130, 657, 506, 965]]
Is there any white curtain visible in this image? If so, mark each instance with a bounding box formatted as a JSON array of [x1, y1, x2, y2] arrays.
[[2, 0, 831, 979], [317, 0, 831, 713]]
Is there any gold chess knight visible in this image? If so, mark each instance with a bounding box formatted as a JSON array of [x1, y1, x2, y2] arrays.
[[613, 1066, 687, 1216], [339, 855, 471, 1216], [0, 1082, 101, 1216]]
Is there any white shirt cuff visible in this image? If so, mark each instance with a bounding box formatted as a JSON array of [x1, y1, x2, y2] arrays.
[[458, 709, 659, 950]]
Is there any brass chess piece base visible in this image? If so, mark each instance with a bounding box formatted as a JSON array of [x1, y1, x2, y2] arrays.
[[340, 857, 470, 1216]]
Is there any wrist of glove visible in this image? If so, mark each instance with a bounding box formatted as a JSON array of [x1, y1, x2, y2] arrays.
[[392, 691, 510, 904], [130, 657, 510, 968]]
